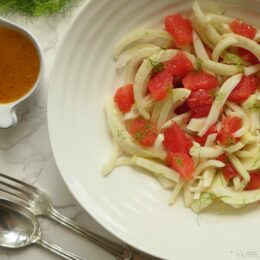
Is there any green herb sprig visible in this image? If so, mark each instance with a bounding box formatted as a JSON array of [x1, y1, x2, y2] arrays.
[[214, 89, 226, 102], [223, 52, 245, 72], [148, 58, 164, 73], [0, 0, 74, 16], [248, 105, 260, 111], [195, 58, 203, 71]]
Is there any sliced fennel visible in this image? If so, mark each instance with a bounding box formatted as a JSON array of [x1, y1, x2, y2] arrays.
[[133, 49, 165, 119], [114, 158, 133, 167], [114, 29, 174, 59], [226, 101, 250, 137], [243, 134, 259, 147], [192, 30, 210, 60], [191, 192, 214, 213], [201, 167, 217, 188], [160, 49, 196, 64], [124, 105, 140, 121], [158, 176, 176, 189], [205, 133, 218, 146], [187, 117, 207, 132], [190, 145, 224, 158], [124, 45, 161, 83], [244, 64, 260, 76], [183, 183, 194, 207], [229, 155, 250, 182], [248, 111, 260, 131], [233, 176, 247, 191], [192, 1, 207, 26], [101, 139, 122, 176], [242, 93, 260, 112], [211, 175, 260, 205], [116, 43, 160, 69], [201, 59, 243, 75], [192, 16, 214, 49], [236, 148, 258, 159], [132, 156, 180, 183], [151, 99, 165, 125], [206, 13, 233, 24], [193, 134, 218, 199], [169, 180, 184, 205], [156, 88, 191, 129], [211, 36, 237, 62], [160, 112, 191, 130], [222, 33, 260, 60], [193, 160, 225, 177], [224, 142, 245, 154], [205, 24, 222, 46], [240, 152, 260, 171], [211, 22, 231, 35], [193, 172, 260, 212], [154, 133, 164, 154]]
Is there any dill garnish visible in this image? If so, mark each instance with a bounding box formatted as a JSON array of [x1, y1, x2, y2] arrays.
[[248, 105, 260, 111], [134, 129, 143, 141], [159, 47, 167, 51], [196, 191, 230, 225], [116, 128, 133, 141], [226, 136, 236, 147], [195, 58, 203, 71], [214, 90, 226, 102], [117, 129, 125, 138], [176, 158, 183, 166], [148, 58, 164, 73], [223, 53, 242, 65], [130, 120, 156, 143], [199, 192, 230, 203], [223, 53, 245, 72]]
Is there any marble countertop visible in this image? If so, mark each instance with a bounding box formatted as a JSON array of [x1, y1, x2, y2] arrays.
[[0, 2, 120, 260]]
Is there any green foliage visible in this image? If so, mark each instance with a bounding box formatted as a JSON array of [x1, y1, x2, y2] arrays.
[[0, 0, 73, 16]]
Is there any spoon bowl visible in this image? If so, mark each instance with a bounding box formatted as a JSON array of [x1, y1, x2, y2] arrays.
[[0, 199, 38, 248], [0, 199, 84, 260], [0, 201, 38, 248]]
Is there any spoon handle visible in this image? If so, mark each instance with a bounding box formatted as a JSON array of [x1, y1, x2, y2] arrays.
[[36, 237, 85, 260], [48, 208, 133, 260]]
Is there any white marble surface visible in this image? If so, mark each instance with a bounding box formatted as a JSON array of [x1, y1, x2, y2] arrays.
[[0, 2, 120, 260]]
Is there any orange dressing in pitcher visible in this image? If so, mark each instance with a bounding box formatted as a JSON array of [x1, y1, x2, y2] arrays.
[[0, 27, 40, 103]]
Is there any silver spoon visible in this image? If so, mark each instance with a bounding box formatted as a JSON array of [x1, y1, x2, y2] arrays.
[[0, 199, 85, 260]]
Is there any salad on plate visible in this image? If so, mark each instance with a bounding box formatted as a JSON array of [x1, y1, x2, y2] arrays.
[[102, 1, 260, 213]]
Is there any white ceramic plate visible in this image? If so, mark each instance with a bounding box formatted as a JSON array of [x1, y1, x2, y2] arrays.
[[48, 1, 260, 259]]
